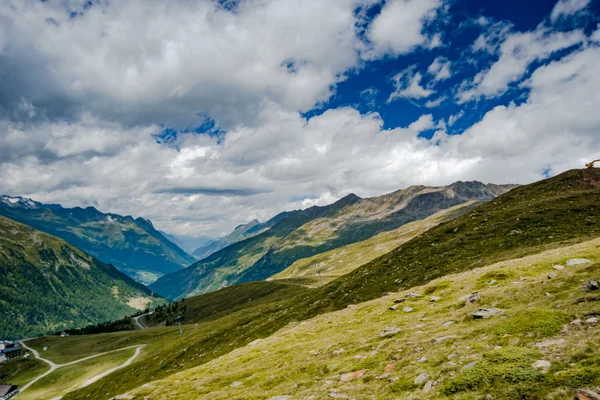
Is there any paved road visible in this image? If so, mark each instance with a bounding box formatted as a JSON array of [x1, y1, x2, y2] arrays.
[[19, 340, 146, 395], [133, 312, 149, 329]]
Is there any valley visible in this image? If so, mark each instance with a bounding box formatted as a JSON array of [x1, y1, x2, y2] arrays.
[[1, 169, 600, 399]]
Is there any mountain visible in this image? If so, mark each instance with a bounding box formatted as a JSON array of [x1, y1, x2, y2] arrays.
[[39, 169, 600, 400], [0, 215, 163, 339], [158, 231, 213, 255], [151, 181, 515, 300], [191, 213, 290, 260], [270, 200, 479, 287], [0, 196, 196, 284]]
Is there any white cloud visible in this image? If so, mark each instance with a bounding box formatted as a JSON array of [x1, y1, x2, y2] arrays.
[[388, 66, 435, 101], [367, 0, 443, 57], [424, 96, 447, 108], [447, 110, 464, 126], [551, 0, 591, 22], [458, 26, 585, 102], [427, 56, 452, 81], [0, 0, 367, 128]]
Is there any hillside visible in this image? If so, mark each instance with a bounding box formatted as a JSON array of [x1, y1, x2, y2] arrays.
[[192, 214, 289, 260], [120, 237, 600, 400], [0, 196, 196, 284], [271, 201, 478, 287], [151, 181, 512, 300], [0, 215, 162, 339], [57, 168, 600, 400]]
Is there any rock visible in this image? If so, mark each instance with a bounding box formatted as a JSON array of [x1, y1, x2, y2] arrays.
[[328, 392, 351, 399], [567, 258, 592, 266], [553, 265, 565, 270], [575, 389, 600, 400], [414, 373, 429, 385], [459, 292, 480, 304], [389, 304, 400, 311], [379, 327, 401, 338], [532, 360, 551, 373], [407, 292, 422, 298], [374, 373, 390, 380], [423, 380, 433, 393], [488, 280, 497, 285], [484, 395, 494, 400], [417, 357, 427, 363], [270, 397, 292, 400], [353, 355, 366, 360], [340, 370, 367, 382], [430, 296, 441, 302], [333, 349, 346, 355], [584, 281, 600, 292], [442, 321, 455, 327], [585, 317, 598, 325], [384, 364, 395, 372], [231, 382, 243, 387], [547, 273, 558, 279], [571, 319, 583, 325], [436, 335, 457, 343], [382, 292, 394, 296], [461, 361, 477, 372], [393, 298, 406, 304], [447, 352, 457, 360], [470, 308, 504, 319], [309, 349, 320, 356], [403, 307, 414, 312], [535, 338, 566, 348]]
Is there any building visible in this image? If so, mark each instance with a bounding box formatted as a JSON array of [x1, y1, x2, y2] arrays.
[[0, 384, 18, 400], [0, 342, 22, 362]]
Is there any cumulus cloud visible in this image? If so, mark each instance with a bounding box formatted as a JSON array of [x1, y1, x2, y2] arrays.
[[367, 0, 443, 57], [388, 66, 435, 101], [0, 0, 368, 128], [551, 0, 591, 22], [0, 0, 599, 239]]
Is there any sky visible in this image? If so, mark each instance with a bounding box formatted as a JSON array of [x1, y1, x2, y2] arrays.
[[0, 0, 599, 238]]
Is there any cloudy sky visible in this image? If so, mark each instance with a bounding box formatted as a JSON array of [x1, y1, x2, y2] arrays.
[[1, 0, 599, 238]]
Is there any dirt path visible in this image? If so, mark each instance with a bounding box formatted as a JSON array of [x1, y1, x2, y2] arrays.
[[19, 341, 146, 396]]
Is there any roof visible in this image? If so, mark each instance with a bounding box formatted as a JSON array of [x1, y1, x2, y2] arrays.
[[0, 385, 16, 397], [0, 346, 21, 353]]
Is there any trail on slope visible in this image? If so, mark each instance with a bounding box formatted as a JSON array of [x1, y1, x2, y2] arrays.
[[19, 341, 146, 396]]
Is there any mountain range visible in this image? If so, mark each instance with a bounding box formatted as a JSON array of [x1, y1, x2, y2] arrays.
[[150, 181, 516, 300], [0, 215, 163, 338], [0, 196, 196, 284], [47, 168, 600, 400]]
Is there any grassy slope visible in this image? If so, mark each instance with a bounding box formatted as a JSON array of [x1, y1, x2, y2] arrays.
[[125, 236, 600, 400], [0, 358, 48, 387], [62, 169, 600, 399], [153, 182, 509, 300], [0, 199, 195, 284], [0, 215, 163, 338], [19, 348, 136, 400], [271, 201, 478, 287]]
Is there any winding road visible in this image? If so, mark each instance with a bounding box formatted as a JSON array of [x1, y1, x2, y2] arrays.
[[133, 312, 149, 329], [19, 341, 146, 395]]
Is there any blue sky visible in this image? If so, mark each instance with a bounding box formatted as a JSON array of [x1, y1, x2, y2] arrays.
[[0, 0, 599, 237]]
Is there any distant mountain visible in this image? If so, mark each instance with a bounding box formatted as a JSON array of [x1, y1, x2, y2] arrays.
[[0, 215, 164, 338], [151, 181, 516, 300], [159, 231, 213, 255], [0, 196, 196, 284], [192, 213, 290, 260]]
